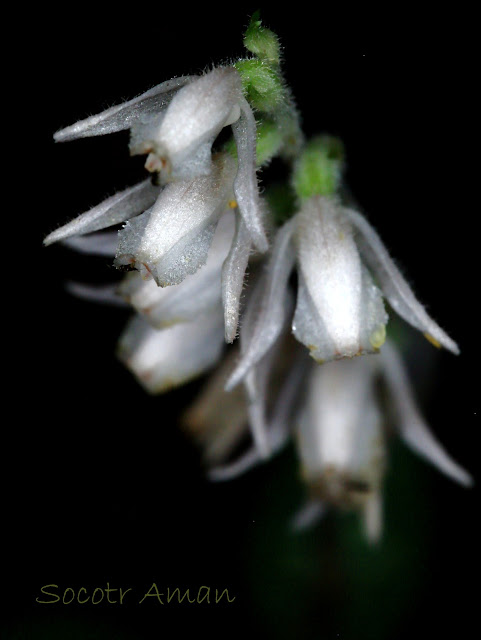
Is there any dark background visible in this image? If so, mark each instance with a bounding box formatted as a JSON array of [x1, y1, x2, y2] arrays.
[[4, 5, 479, 639]]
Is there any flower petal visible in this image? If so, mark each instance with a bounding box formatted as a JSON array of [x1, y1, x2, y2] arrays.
[[140, 68, 243, 179], [294, 197, 387, 362], [44, 179, 160, 246], [53, 76, 193, 142], [209, 347, 305, 481], [232, 95, 269, 252], [225, 217, 296, 391], [61, 231, 119, 256], [117, 309, 225, 394], [297, 357, 386, 502], [181, 350, 249, 465], [222, 215, 252, 343], [379, 340, 473, 486], [115, 154, 236, 285], [344, 207, 459, 354], [65, 282, 127, 307], [117, 212, 234, 327]]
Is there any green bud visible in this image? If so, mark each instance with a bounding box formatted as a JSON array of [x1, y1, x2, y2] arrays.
[[235, 58, 284, 113], [223, 118, 284, 167], [256, 119, 284, 166], [292, 136, 345, 200], [243, 12, 281, 65]]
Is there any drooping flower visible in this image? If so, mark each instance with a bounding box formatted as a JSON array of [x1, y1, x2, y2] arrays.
[[49, 66, 268, 253], [61, 212, 239, 392], [63, 209, 248, 340], [117, 309, 225, 394], [113, 153, 238, 286], [225, 192, 458, 392], [52, 163, 252, 342], [207, 339, 472, 542]]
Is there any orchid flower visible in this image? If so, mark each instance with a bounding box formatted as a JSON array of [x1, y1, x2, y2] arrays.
[[49, 66, 268, 253], [117, 308, 225, 394], [207, 339, 472, 542], [225, 192, 458, 391], [63, 209, 249, 341]]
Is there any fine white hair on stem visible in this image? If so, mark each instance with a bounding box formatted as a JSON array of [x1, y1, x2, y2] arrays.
[[54, 77, 194, 142], [344, 207, 459, 354], [380, 340, 473, 487], [232, 95, 269, 253], [44, 179, 160, 246]]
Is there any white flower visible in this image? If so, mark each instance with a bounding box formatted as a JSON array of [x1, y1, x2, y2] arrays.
[[206, 340, 472, 542], [61, 209, 248, 342], [225, 195, 459, 391], [117, 309, 225, 394], [292, 341, 472, 541], [50, 67, 268, 252], [114, 153, 237, 285]]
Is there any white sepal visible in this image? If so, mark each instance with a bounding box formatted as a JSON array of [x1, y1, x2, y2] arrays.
[[54, 76, 193, 142], [232, 95, 269, 252], [379, 340, 472, 486], [344, 207, 459, 354], [44, 179, 160, 246]]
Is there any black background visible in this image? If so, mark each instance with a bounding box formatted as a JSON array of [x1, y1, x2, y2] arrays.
[[4, 5, 479, 639]]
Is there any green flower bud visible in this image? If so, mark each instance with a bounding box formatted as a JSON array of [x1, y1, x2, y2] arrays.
[[243, 11, 281, 65], [292, 136, 345, 200], [235, 59, 284, 113]]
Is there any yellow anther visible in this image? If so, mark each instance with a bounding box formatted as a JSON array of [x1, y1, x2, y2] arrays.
[[228, 200, 238, 209]]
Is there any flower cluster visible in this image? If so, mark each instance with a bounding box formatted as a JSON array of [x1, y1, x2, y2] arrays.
[[46, 14, 472, 541]]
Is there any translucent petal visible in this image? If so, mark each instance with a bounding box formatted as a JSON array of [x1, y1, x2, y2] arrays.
[[117, 310, 224, 394], [344, 207, 459, 354], [53, 76, 193, 142], [225, 218, 296, 391], [297, 357, 385, 488], [232, 95, 269, 252], [244, 351, 278, 458], [242, 287, 295, 456], [61, 231, 119, 256], [379, 340, 473, 486], [294, 197, 387, 361], [222, 215, 252, 343], [115, 154, 236, 285], [181, 350, 249, 465], [209, 349, 304, 481], [65, 282, 127, 307], [44, 179, 160, 245]]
